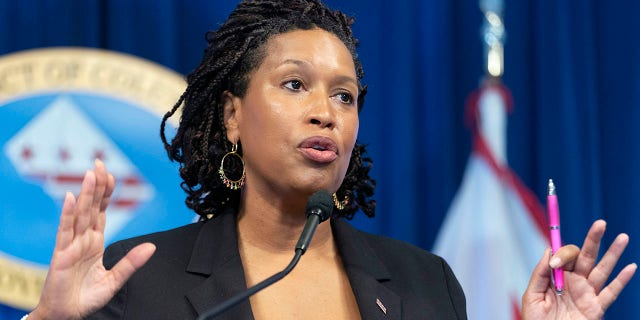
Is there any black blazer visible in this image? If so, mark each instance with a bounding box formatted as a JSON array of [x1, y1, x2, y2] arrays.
[[90, 210, 467, 319]]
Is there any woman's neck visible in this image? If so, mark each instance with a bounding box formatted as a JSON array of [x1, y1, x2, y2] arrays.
[[236, 191, 334, 256]]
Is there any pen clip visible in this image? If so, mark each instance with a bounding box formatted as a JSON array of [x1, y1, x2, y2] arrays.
[[549, 249, 556, 285]]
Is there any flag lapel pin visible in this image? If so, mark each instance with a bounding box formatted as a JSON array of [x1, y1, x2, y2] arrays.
[[376, 298, 387, 315]]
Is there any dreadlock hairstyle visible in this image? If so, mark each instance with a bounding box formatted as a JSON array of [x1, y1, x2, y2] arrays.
[[160, 0, 376, 220]]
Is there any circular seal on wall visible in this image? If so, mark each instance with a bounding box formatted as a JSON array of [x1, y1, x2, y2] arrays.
[[0, 48, 193, 310]]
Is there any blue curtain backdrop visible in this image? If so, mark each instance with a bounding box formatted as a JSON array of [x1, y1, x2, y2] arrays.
[[1, 0, 638, 318]]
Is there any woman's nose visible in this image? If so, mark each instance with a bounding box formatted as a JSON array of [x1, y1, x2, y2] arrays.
[[307, 92, 335, 129]]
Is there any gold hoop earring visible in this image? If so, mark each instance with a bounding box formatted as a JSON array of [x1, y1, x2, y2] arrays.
[[218, 143, 245, 190], [333, 193, 349, 211]]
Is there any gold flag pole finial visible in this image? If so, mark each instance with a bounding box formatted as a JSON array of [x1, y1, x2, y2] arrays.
[[480, 0, 505, 78]]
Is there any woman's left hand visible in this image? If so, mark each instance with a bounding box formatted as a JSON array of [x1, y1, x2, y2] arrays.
[[522, 219, 637, 320]]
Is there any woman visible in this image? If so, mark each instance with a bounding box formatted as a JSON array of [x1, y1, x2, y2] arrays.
[[27, 0, 635, 319]]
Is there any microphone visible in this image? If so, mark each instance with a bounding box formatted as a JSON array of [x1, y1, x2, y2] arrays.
[[296, 190, 333, 253], [197, 190, 333, 320]]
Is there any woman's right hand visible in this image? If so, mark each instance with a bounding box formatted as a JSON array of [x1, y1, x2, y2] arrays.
[[29, 160, 156, 320]]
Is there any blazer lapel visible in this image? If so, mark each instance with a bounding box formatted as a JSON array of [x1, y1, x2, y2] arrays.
[[332, 219, 403, 320], [184, 211, 255, 320]]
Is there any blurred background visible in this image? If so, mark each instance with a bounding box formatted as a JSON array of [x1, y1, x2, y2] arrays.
[[1, 0, 638, 318]]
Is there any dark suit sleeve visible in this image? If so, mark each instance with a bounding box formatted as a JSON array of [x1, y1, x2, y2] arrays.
[[86, 241, 130, 319], [441, 258, 467, 320]]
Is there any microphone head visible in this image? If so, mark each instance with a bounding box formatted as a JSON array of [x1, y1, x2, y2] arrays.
[[305, 190, 333, 222]]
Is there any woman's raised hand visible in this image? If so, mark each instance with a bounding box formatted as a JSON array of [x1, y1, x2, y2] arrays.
[[522, 220, 637, 320], [29, 160, 156, 320]]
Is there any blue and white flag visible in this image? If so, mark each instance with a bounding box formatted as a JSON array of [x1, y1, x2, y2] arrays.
[[433, 82, 548, 320]]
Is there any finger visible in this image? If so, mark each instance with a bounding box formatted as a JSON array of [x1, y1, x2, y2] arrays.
[[91, 159, 108, 218], [96, 173, 115, 233], [588, 233, 630, 292], [74, 170, 96, 236], [549, 244, 580, 270], [524, 248, 554, 298], [598, 263, 637, 311], [574, 220, 607, 277], [100, 173, 116, 212], [56, 192, 77, 250], [91, 160, 110, 232], [107, 243, 156, 290], [92, 159, 107, 205]]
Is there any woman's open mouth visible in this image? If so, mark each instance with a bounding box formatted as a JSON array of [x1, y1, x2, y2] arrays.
[[298, 136, 338, 163]]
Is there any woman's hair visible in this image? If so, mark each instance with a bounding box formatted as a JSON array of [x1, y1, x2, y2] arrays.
[[160, 0, 375, 220]]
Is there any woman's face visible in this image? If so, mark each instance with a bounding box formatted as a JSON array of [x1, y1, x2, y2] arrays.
[[225, 28, 359, 199]]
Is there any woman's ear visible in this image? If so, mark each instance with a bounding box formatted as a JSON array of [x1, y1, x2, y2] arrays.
[[222, 90, 242, 142]]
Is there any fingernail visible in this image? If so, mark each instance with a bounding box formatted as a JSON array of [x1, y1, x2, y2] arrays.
[[550, 257, 561, 268]]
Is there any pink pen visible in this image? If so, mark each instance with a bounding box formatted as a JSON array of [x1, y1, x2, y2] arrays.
[[547, 179, 564, 294]]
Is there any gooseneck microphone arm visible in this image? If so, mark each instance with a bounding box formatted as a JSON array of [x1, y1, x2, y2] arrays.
[[196, 191, 333, 320]]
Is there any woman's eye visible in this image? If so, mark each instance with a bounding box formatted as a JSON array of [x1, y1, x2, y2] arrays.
[[283, 80, 303, 91], [336, 92, 354, 105]]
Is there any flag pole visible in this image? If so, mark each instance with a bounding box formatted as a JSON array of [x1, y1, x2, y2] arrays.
[[480, 0, 505, 79], [434, 2, 550, 319]]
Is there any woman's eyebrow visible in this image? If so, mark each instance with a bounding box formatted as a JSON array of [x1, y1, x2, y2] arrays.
[[279, 59, 357, 87]]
